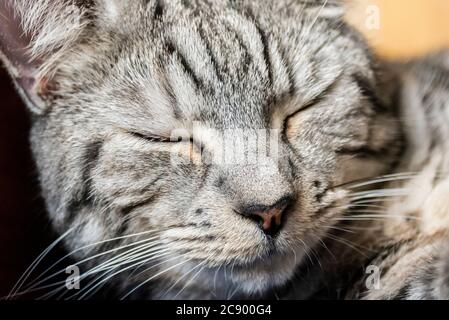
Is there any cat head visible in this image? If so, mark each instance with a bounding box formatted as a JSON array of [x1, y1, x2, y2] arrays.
[[1, 0, 402, 299]]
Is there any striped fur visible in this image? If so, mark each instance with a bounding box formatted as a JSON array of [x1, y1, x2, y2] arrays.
[[298, 52, 449, 300], [1, 0, 447, 300], [351, 52, 449, 300]]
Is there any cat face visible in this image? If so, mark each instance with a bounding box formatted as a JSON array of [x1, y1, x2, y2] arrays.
[[1, 0, 402, 299]]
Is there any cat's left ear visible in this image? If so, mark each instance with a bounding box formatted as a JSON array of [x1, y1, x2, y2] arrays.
[[0, 0, 89, 114]]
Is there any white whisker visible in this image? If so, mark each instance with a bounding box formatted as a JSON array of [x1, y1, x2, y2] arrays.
[[7, 227, 75, 299], [23, 235, 163, 293], [325, 234, 369, 257], [120, 257, 194, 300], [172, 262, 207, 299]]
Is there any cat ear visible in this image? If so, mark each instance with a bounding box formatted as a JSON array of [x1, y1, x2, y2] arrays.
[[304, 0, 345, 19], [0, 0, 89, 114]]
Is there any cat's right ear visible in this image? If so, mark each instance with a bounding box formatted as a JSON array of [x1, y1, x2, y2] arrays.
[[0, 0, 89, 114]]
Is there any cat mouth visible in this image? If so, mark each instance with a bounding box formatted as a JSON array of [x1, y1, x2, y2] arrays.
[[195, 245, 304, 297]]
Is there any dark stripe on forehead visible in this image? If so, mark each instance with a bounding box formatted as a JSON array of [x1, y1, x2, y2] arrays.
[[156, 59, 181, 119], [224, 23, 252, 72], [197, 21, 223, 82], [152, 0, 164, 20], [256, 23, 273, 86], [277, 45, 296, 97], [166, 41, 203, 91], [246, 11, 273, 87]]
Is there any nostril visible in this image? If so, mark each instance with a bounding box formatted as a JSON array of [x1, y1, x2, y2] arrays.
[[240, 195, 294, 236], [249, 211, 282, 236], [248, 214, 266, 230]]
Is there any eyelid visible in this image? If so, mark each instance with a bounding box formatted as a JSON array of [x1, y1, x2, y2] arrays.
[[128, 131, 193, 143], [283, 81, 339, 138], [286, 94, 325, 119], [129, 131, 175, 143], [283, 94, 326, 134], [286, 73, 343, 120]]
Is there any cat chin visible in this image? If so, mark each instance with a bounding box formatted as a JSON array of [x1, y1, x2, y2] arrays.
[[156, 247, 305, 299], [228, 248, 305, 296]]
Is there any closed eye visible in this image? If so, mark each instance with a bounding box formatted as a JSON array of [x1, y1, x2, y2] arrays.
[[284, 74, 342, 130], [128, 131, 186, 143], [285, 93, 326, 121], [283, 85, 333, 138], [335, 145, 383, 158]]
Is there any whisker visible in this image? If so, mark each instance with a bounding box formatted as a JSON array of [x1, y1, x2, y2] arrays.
[[120, 257, 194, 300], [70, 249, 173, 300], [172, 262, 207, 300], [23, 235, 164, 293], [299, 239, 322, 270], [213, 264, 222, 295], [315, 236, 336, 262], [83, 244, 169, 276], [326, 225, 356, 234], [27, 229, 165, 287], [343, 172, 421, 189], [161, 260, 205, 299], [332, 224, 383, 232], [349, 190, 410, 202], [332, 172, 417, 189], [40, 249, 172, 301], [77, 249, 174, 300], [339, 213, 422, 221], [324, 234, 369, 257], [351, 198, 399, 205], [16, 244, 169, 299], [7, 227, 75, 299], [348, 204, 389, 210], [309, 0, 328, 29], [227, 283, 241, 301], [349, 188, 409, 197], [289, 244, 299, 267], [71, 268, 117, 300]]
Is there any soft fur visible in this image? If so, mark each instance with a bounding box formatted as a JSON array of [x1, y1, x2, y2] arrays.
[[0, 0, 447, 300], [347, 52, 449, 300]]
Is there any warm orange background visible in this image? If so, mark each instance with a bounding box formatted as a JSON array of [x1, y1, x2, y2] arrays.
[[347, 0, 449, 59]]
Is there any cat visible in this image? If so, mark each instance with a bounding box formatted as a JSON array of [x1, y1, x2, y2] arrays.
[[0, 0, 446, 299]]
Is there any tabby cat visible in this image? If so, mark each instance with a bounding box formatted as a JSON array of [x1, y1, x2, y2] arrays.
[[0, 0, 447, 299]]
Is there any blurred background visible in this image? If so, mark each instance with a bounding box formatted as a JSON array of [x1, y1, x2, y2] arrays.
[[1, 0, 449, 297], [348, 0, 449, 58]]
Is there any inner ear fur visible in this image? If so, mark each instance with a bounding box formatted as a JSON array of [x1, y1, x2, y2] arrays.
[[0, 0, 89, 114]]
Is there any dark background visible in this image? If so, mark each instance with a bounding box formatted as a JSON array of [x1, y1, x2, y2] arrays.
[[0, 66, 53, 298]]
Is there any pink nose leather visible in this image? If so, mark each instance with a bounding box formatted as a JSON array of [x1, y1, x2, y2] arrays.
[[252, 207, 284, 232]]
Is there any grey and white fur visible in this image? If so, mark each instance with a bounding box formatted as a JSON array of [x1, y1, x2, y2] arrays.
[[0, 0, 448, 299]]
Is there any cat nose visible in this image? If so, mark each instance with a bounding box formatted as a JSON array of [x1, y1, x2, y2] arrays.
[[240, 196, 294, 237]]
